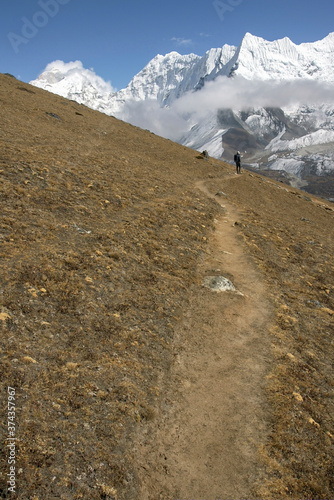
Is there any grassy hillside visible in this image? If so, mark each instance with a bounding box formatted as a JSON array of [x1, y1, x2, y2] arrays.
[[0, 73, 333, 499]]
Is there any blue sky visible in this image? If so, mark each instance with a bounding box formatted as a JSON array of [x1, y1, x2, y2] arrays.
[[1, 0, 333, 90]]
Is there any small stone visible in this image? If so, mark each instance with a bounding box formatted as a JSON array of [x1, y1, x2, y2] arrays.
[[202, 276, 236, 293], [300, 217, 314, 223], [46, 112, 61, 120]]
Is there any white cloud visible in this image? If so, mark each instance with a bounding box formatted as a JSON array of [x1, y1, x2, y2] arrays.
[[171, 37, 193, 46], [173, 76, 334, 118], [116, 76, 334, 143], [41, 60, 116, 93], [117, 99, 188, 141]]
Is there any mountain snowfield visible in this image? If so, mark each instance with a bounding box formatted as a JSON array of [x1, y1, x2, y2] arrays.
[[30, 32, 334, 194]]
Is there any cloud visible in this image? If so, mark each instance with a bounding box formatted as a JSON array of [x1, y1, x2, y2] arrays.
[[116, 76, 334, 143], [41, 60, 116, 93], [171, 37, 193, 46], [117, 100, 188, 141], [174, 76, 334, 118]]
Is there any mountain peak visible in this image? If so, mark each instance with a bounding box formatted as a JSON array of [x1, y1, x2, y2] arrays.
[[303, 31, 334, 50], [241, 32, 266, 44], [154, 51, 180, 60]]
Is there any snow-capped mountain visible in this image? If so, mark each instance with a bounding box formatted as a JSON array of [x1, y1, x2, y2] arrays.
[[30, 33, 334, 197], [31, 60, 116, 114]]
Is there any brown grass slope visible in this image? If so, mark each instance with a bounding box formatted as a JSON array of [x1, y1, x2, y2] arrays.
[[0, 73, 333, 499]]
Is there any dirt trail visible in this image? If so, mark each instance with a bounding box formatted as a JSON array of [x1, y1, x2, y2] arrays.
[[136, 177, 273, 500]]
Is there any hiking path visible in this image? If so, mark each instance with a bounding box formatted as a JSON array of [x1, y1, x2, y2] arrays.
[[136, 176, 273, 500]]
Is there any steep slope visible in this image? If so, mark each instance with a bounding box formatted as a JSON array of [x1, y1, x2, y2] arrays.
[[1, 73, 333, 500], [0, 73, 218, 499]]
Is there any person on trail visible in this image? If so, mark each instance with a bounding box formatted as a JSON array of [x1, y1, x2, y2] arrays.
[[234, 151, 241, 174]]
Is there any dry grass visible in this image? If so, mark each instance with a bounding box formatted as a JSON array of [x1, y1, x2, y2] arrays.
[[0, 74, 217, 499], [0, 73, 333, 499]]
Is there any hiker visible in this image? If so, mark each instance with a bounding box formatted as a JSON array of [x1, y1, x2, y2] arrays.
[[202, 150, 209, 159], [234, 151, 241, 174]]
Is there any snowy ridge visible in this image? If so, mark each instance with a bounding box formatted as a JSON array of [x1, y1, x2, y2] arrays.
[[108, 52, 201, 113], [267, 129, 334, 153], [232, 32, 334, 82]]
